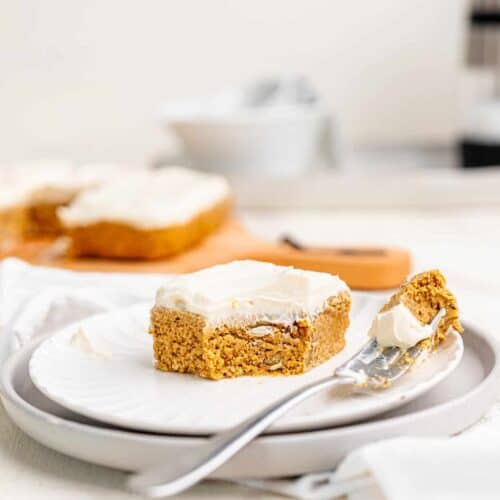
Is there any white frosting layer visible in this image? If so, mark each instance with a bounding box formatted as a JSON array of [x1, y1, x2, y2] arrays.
[[0, 183, 29, 210], [58, 167, 230, 229], [1, 162, 131, 206], [155, 260, 349, 327], [369, 303, 432, 349]]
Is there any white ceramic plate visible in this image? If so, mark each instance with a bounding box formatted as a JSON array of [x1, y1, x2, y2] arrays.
[[28, 294, 464, 435], [2, 322, 497, 477]]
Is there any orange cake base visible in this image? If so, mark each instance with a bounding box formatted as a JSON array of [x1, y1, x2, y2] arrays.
[[26, 201, 66, 235], [0, 205, 27, 239], [1, 201, 69, 240], [150, 291, 351, 380], [64, 198, 231, 260], [0, 206, 28, 253], [381, 269, 463, 347]]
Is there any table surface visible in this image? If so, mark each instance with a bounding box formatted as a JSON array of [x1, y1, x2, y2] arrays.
[[1, 207, 500, 499]]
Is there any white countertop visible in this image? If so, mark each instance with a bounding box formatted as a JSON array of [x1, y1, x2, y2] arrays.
[[231, 169, 500, 209], [1, 206, 500, 499]]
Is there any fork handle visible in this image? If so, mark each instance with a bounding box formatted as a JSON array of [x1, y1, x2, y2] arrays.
[[127, 375, 354, 498]]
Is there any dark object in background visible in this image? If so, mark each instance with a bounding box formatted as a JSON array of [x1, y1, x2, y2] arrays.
[[468, 6, 500, 68], [462, 1, 500, 168], [460, 139, 500, 168]]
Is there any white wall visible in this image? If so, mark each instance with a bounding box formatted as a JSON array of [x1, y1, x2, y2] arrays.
[[0, 0, 466, 163]]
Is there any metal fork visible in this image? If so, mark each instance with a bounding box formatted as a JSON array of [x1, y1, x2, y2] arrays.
[[128, 309, 446, 498]]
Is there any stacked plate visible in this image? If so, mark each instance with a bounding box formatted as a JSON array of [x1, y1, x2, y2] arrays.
[[1, 294, 499, 479]]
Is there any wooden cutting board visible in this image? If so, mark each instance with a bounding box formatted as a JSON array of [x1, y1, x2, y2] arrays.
[[1, 218, 411, 290]]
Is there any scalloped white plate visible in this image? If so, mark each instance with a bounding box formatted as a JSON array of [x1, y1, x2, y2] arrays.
[[28, 294, 463, 435]]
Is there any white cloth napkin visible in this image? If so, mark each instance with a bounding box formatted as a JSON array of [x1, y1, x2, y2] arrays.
[[1, 257, 500, 500], [0, 258, 166, 365], [242, 424, 500, 500]]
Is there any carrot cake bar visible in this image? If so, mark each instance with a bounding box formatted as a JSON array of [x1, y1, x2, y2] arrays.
[[24, 166, 98, 235], [149, 260, 351, 379], [58, 167, 231, 259], [369, 269, 463, 349], [0, 184, 29, 244], [0, 162, 126, 236]]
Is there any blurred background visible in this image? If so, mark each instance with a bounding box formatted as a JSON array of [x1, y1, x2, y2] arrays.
[[0, 1, 476, 162], [1, 0, 499, 225]]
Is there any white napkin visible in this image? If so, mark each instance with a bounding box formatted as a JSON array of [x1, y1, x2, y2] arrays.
[[242, 422, 500, 500], [1, 258, 499, 500], [0, 258, 166, 365]]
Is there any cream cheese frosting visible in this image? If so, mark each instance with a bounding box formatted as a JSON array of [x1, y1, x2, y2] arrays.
[[1, 162, 128, 205], [368, 303, 433, 349], [0, 182, 30, 210], [155, 260, 349, 327], [25, 163, 134, 205], [58, 167, 230, 229], [1, 163, 78, 205]]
